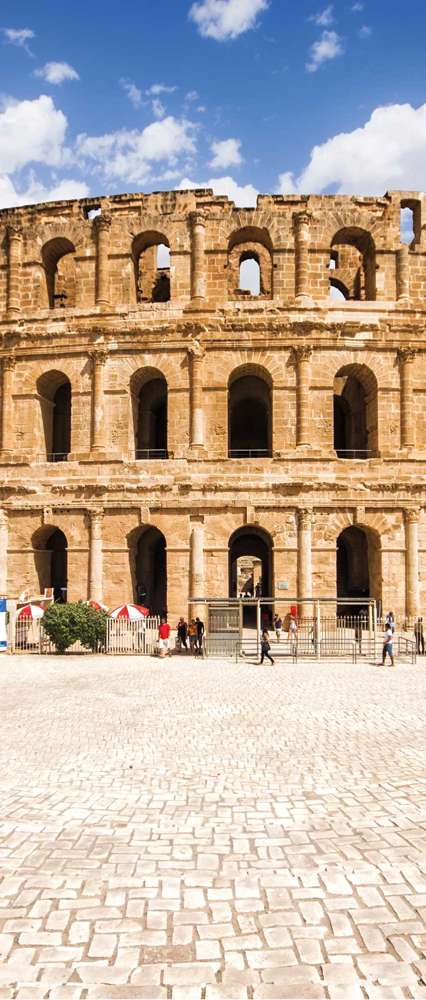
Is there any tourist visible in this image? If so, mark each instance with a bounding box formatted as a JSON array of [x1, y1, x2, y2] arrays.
[[380, 622, 395, 667], [385, 610, 395, 633], [414, 616, 425, 655], [274, 614, 282, 642], [259, 629, 275, 665], [176, 617, 188, 651], [195, 616, 204, 654], [158, 616, 171, 658], [188, 619, 198, 655], [288, 615, 298, 654], [354, 616, 363, 654]]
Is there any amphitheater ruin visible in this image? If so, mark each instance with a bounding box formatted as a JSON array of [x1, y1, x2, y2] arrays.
[[0, 188, 424, 623]]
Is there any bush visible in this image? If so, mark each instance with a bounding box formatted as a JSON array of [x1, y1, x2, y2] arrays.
[[43, 602, 107, 654]]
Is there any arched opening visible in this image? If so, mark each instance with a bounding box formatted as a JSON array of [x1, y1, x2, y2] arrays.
[[228, 368, 272, 458], [330, 227, 376, 301], [41, 237, 76, 309], [333, 364, 378, 459], [329, 278, 349, 301], [132, 231, 171, 303], [130, 369, 168, 459], [33, 526, 68, 603], [337, 525, 381, 616], [37, 371, 72, 462], [229, 526, 273, 626], [129, 526, 167, 615], [400, 199, 421, 246], [228, 227, 273, 299]]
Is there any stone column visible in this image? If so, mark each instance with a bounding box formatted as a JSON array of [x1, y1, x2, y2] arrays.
[[188, 341, 205, 453], [6, 221, 23, 317], [297, 508, 313, 614], [190, 520, 204, 619], [189, 211, 206, 304], [397, 347, 416, 449], [0, 357, 15, 458], [0, 509, 8, 595], [89, 349, 107, 455], [89, 508, 103, 603], [405, 508, 420, 618], [396, 244, 409, 302], [94, 214, 112, 308], [293, 346, 312, 447], [293, 211, 311, 300]]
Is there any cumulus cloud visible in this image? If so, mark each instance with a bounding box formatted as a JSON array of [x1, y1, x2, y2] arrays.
[[209, 137, 242, 169], [152, 98, 166, 119], [0, 172, 89, 210], [306, 29, 343, 72], [189, 0, 268, 41], [309, 5, 334, 27], [0, 95, 67, 173], [2, 27, 34, 53], [76, 116, 197, 185], [277, 103, 426, 195], [120, 78, 142, 108], [145, 83, 177, 96], [35, 61, 79, 84], [179, 174, 258, 206]]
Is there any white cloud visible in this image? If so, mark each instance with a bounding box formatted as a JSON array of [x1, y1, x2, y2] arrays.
[[35, 61, 79, 84], [309, 5, 334, 27], [209, 137, 242, 169], [179, 174, 258, 206], [277, 103, 426, 195], [145, 83, 177, 96], [351, 2, 364, 10], [0, 172, 89, 210], [189, 0, 268, 41], [358, 24, 372, 37], [185, 90, 199, 102], [152, 98, 166, 119], [76, 116, 197, 184], [0, 95, 67, 173], [120, 78, 142, 108], [2, 27, 34, 53], [306, 29, 343, 72]]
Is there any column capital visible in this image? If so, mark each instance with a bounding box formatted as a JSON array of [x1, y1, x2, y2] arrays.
[[6, 219, 23, 242], [397, 346, 416, 365], [292, 345, 313, 365], [89, 348, 108, 367], [89, 507, 104, 522], [189, 210, 207, 228], [405, 507, 421, 525], [94, 213, 112, 233], [188, 338, 205, 360], [293, 210, 312, 231], [297, 508, 313, 529], [2, 355, 16, 372]]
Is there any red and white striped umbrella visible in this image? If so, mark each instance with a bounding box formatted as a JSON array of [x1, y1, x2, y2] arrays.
[[17, 603, 44, 620], [86, 599, 108, 612], [109, 603, 149, 620]]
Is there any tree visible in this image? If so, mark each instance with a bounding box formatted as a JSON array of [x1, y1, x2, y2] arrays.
[[43, 602, 107, 654]]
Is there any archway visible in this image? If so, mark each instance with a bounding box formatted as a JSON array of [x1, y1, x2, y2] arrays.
[[129, 526, 167, 615], [333, 364, 378, 458], [131, 369, 168, 459], [336, 525, 381, 616], [228, 368, 272, 457], [330, 227, 376, 301], [229, 526, 273, 626], [33, 526, 68, 602], [37, 371, 71, 461], [41, 237, 76, 308], [132, 231, 171, 303]]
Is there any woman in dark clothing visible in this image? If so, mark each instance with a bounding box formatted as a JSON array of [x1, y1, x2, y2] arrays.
[[177, 617, 188, 650], [259, 630, 275, 665]]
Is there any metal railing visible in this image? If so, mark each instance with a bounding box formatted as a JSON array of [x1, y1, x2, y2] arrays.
[[228, 449, 270, 458], [397, 636, 417, 664], [12, 616, 160, 655], [135, 449, 168, 460]]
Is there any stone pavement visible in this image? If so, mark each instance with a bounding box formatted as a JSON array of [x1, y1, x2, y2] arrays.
[[2, 656, 426, 998]]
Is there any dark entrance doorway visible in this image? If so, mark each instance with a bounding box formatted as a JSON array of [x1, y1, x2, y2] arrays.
[[337, 525, 381, 616], [229, 526, 273, 626], [228, 373, 271, 458], [131, 526, 167, 615], [33, 526, 68, 602]]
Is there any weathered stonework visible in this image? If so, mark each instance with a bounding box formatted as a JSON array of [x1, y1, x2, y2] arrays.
[[0, 187, 425, 620]]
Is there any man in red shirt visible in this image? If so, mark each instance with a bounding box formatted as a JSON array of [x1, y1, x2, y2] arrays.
[[158, 617, 171, 657]]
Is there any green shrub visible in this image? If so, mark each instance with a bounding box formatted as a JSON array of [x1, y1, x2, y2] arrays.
[[43, 602, 107, 654]]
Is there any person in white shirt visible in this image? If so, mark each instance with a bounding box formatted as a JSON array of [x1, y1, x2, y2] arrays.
[[380, 624, 395, 667]]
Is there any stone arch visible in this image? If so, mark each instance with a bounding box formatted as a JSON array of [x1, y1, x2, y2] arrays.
[[336, 523, 382, 614], [228, 226, 273, 299], [41, 237, 76, 308], [228, 363, 272, 457], [36, 370, 72, 461], [32, 525, 68, 602], [229, 524, 274, 625], [333, 363, 378, 457], [213, 351, 282, 387], [330, 226, 376, 300], [130, 366, 168, 459], [132, 230, 171, 303], [127, 524, 167, 614]]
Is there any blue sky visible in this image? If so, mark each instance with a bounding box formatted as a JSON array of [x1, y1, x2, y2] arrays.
[[1, 0, 426, 208]]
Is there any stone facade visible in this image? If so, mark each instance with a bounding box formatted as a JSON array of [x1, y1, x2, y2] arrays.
[[0, 188, 425, 621]]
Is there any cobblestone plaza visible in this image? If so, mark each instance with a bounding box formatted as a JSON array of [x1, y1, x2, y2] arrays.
[[2, 656, 426, 997]]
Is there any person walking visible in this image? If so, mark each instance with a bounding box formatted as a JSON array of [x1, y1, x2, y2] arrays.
[[380, 622, 395, 667], [259, 629, 275, 665], [274, 614, 282, 642], [288, 615, 298, 655], [158, 617, 171, 658], [177, 617, 188, 651], [385, 610, 395, 632], [188, 619, 198, 655], [414, 616, 425, 655], [195, 616, 204, 654]]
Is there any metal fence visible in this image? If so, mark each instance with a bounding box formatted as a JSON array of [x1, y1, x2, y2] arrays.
[[12, 615, 160, 655]]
